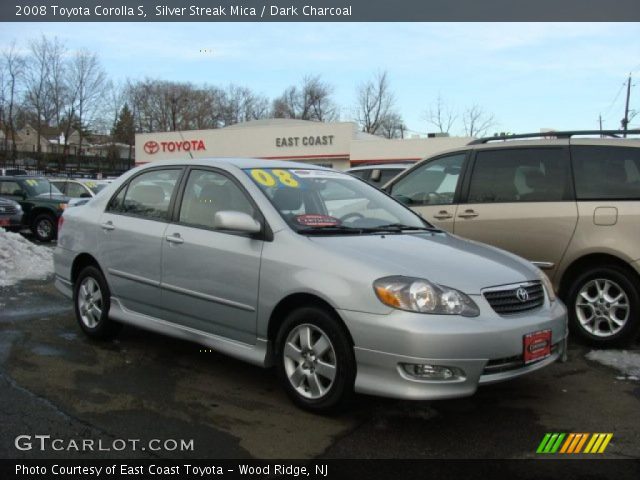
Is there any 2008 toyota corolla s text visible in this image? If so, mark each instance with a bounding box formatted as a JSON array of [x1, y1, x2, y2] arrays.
[[53, 158, 567, 412]]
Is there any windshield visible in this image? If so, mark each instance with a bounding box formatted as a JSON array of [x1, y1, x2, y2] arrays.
[[20, 178, 63, 196], [244, 168, 430, 234], [82, 181, 108, 194]]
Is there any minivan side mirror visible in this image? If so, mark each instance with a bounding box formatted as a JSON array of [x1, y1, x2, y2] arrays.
[[214, 211, 261, 234]]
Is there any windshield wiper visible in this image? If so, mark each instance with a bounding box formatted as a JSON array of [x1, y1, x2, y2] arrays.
[[367, 223, 442, 233], [298, 225, 367, 235]]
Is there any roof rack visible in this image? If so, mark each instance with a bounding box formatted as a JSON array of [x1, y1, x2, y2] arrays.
[[468, 129, 640, 145]]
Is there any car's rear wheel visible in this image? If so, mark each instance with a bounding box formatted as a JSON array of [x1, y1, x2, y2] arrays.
[[74, 265, 121, 340], [32, 213, 57, 242], [275, 306, 355, 413], [566, 265, 640, 347]]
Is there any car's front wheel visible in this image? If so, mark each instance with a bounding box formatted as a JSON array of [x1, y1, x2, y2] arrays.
[[32, 213, 57, 242], [566, 264, 640, 347], [275, 306, 355, 413], [74, 266, 121, 340]]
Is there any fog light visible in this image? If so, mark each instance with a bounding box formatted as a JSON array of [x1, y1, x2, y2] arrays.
[[401, 363, 464, 381]]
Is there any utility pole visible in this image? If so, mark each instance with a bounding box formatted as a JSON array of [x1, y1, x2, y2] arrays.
[[599, 114, 603, 137], [622, 73, 632, 137]]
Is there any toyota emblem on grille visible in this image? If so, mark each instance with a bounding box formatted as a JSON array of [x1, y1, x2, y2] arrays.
[[516, 287, 529, 302]]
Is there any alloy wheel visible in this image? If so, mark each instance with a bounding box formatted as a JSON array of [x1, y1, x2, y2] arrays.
[[575, 278, 630, 337], [77, 276, 103, 329], [283, 323, 337, 400]]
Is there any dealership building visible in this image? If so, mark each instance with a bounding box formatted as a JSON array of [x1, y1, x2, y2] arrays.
[[135, 119, 472, 170]]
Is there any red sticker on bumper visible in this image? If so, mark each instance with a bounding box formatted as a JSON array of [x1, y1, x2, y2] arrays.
[[524, 329, 552, 364]]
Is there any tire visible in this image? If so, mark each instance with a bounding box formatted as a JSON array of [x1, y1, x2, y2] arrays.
[[275, 306, 356, 413], [31, 213, 57, 242], [566, 264, 640, 347], [73, 265, 121, 340]]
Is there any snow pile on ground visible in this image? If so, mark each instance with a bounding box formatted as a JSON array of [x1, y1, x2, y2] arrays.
[[0, 228, 54, 287], [586, 350, 640, 381]]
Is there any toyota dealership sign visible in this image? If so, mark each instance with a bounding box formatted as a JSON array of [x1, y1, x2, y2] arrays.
[[143, 139, 206, 155]]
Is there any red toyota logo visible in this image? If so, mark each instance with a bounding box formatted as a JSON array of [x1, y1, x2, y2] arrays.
[[144, 141, 159, 154]]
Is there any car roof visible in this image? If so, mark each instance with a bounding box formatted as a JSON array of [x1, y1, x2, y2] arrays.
[[348, 163, 412, 171], [138, 157, 333, 171], [0, 175, 47, 181]]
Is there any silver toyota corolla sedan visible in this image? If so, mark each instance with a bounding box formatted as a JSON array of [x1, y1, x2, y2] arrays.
[[54, 158, 567, 412]]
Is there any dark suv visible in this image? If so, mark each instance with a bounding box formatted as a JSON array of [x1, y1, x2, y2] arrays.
[[0, 176, 69, 242], [385, 130, 640, 347]]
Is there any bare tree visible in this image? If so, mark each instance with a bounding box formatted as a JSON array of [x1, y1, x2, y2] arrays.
[[24, 35, 52, 153], [68, 49, 107, 150], [273, 75, 337, 122], [425, 95, 457, 134], [355, 71, 396, 135], [1, 41, 25, 153], [379, 112, 406, 139], [221, 85, 270, 126], [462, 105, 496, 138]]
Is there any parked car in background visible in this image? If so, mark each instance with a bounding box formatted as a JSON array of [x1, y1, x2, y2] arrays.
[[0, 176, 69, 242], [49, 178, 111, 203], [54, 158, 566, 412], [0, 197, 24, 231], [0, 168, 28, 177], [384, 130, 640, 346], [347, 163, 411, 189]]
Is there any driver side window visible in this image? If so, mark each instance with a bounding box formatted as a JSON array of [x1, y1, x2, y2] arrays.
[[390, 154, 465, 206]]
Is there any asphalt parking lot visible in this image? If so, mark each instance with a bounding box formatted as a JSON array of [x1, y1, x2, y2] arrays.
[[0, 250, 639, 461]]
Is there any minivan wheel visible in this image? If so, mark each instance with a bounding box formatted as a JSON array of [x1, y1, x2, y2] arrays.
[[32, 213, 57, 242], [275, 307, 355, 413], [566, 265, 640, 347], [74, 266, 120, 340]]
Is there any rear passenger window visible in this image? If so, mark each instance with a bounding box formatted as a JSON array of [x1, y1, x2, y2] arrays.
[[108, 169, 181, 220], [468, 148, 570, 203], [572, 146, 640, 200]]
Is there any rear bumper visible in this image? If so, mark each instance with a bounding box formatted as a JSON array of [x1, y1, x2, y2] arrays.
[[53, 246, 74, 299], [339, 297, 568, 400]]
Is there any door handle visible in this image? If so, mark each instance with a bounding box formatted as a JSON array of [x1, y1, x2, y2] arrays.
[[165, 233, 184, 244], [458, 209, 479, 219], [100, 221, 115, 231], [433, 210, 453, 220]]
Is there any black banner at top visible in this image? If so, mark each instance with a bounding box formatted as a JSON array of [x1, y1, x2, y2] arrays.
[[2, 0, 640, 22]]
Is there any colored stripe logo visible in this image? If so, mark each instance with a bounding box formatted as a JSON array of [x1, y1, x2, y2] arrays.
[[536, 433, 613, 454]]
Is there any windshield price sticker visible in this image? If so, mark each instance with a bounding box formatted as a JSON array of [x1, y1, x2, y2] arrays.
[[25, 179, 39, 187], [295, 214, 340, 227]]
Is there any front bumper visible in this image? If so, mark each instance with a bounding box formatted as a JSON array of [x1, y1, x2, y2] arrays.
[[0, 212, 24, 230], [339, 297, 567, 400]]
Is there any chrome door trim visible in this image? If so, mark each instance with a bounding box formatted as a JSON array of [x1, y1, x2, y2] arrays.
[[108, 268, 160, 287], [160, 282, 256, 312], [531, 261, 555, 270]]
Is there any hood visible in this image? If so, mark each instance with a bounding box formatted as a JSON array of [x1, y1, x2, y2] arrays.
[[36, 193, 71, 203], [308, 232, 539, 294]]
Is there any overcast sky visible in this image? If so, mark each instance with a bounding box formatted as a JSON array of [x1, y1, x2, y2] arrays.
[[1, 22, 639, 136]]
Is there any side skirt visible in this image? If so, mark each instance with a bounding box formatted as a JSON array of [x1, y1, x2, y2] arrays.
[[109, 297, 270, 367]]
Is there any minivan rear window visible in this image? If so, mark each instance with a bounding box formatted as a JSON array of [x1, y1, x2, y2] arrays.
[[572, 146, 640, 200]]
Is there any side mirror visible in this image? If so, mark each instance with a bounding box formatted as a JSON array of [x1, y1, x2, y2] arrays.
[[214, 211, 261, 234], [13, 190, 26, 199]]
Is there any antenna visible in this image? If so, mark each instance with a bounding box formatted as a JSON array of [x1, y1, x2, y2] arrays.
[[176, 129, 194, 160]]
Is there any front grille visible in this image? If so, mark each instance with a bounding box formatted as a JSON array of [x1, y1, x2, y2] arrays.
[[0, 205, 18, 214], [483, 342, 560, 375], [483, 282, 544, 315]]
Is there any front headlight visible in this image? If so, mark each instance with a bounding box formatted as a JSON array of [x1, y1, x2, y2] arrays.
[[537, 270, 556, 303], [374, 276, 480, 317]]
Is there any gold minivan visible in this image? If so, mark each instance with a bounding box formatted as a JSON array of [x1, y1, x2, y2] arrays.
[[385, 130, 640, 346]]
